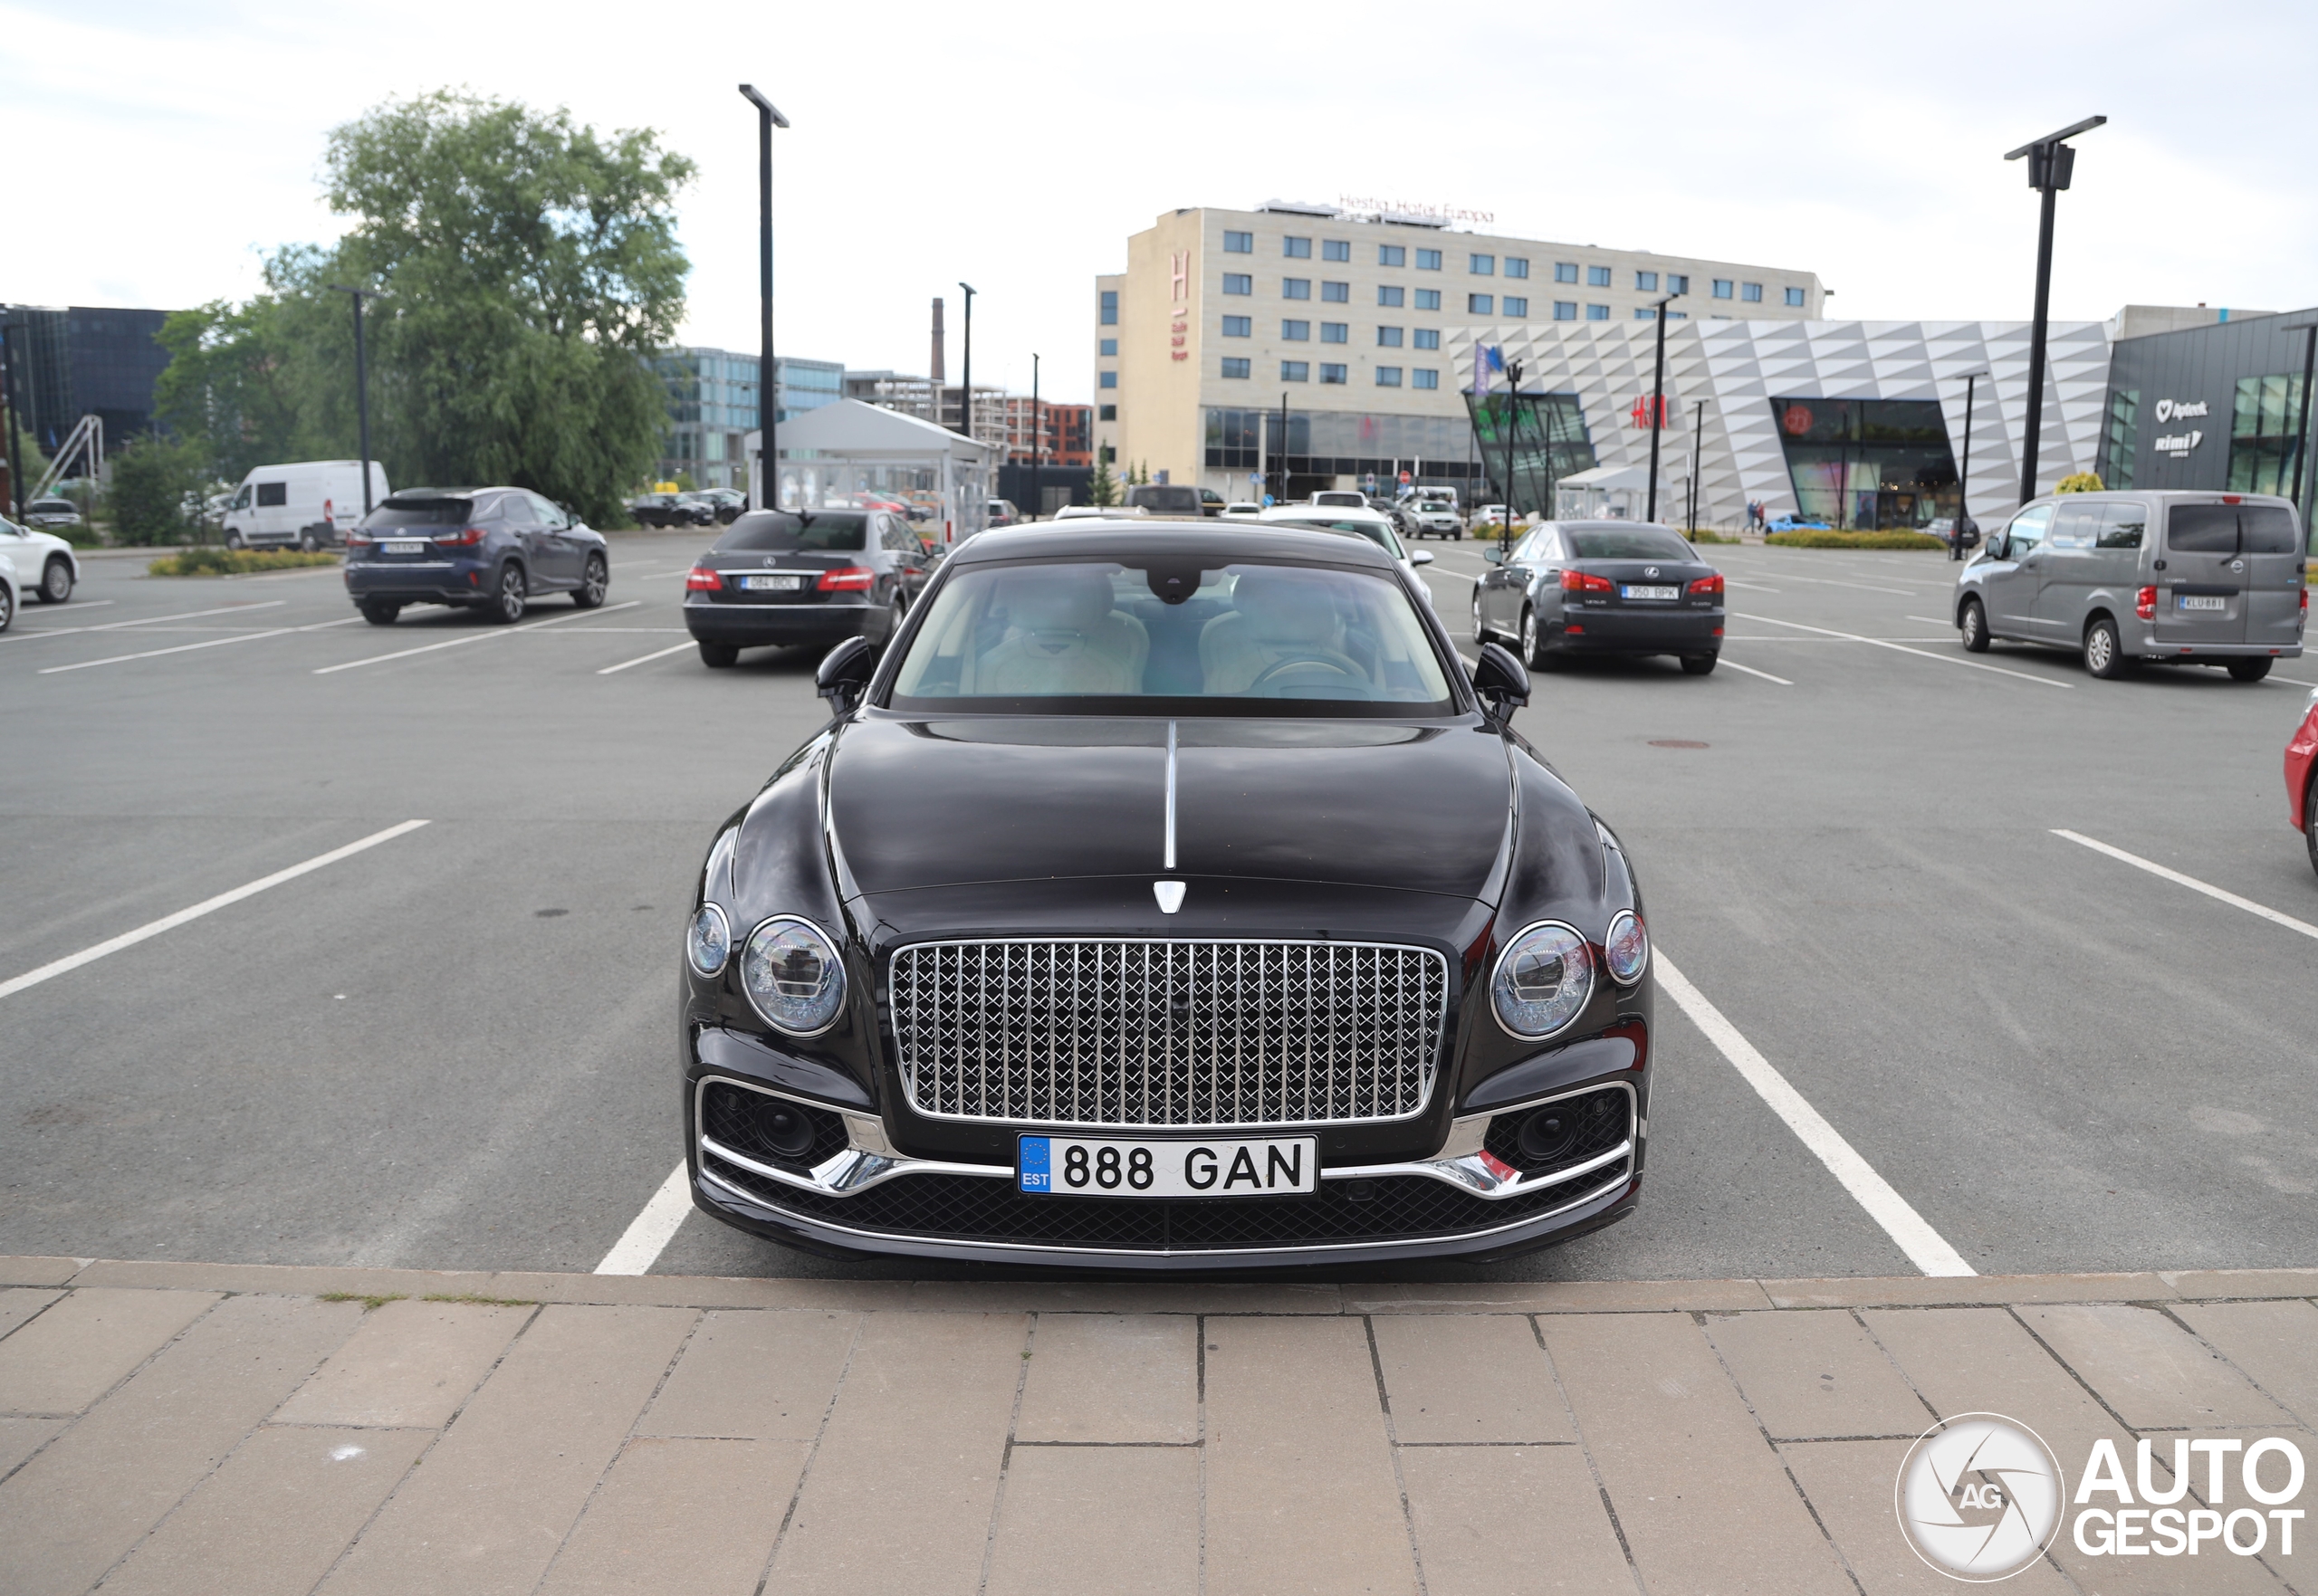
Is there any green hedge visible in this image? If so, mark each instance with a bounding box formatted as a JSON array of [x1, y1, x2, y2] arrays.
[[148, 549, 341, 576], [1765, 530, 1945, 550]]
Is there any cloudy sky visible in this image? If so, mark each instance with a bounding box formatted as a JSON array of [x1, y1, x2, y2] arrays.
[[6, 0, 2311, 404]]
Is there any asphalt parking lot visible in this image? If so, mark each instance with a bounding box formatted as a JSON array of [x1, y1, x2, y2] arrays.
[[5, 532, 2314, 1285]]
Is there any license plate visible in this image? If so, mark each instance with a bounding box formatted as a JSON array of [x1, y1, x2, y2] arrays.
[[1621, 584, 1681, 600], [383, 540, 427, 555], [1017, 1134, 1317, 1198], [2178, 595, 2227, 611], [737, 574, 805, 591]]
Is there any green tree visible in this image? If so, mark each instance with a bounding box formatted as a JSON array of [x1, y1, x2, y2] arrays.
[[156, 92, 694, 525], [1087, 455, 1118, 507], [322, 92, 694, 523], [109, 435, 210, 546], [2055, 471, 2104, 493]]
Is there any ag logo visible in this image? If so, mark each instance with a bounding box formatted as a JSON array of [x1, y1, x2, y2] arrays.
[[1895, 1413, 2065, 1582]]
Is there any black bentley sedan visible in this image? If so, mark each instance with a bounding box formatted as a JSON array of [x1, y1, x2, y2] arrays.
[[1473, 520, 1724, 674], [679, 521, 1654, 1267], [683, 508, 939, 667]]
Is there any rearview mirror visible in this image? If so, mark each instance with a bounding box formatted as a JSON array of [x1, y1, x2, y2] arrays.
[[1472, 642, 1531, 724], [1410, 549, 1434, 566], [816, 635, 877, 712]]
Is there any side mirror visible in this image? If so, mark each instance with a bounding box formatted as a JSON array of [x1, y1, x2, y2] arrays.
[[1410, 549, 1434, 566], [1488, 544, 1506, 565], [1988, 534, 2009, 561], [816, 635, 877, 712], [1472, 642, 1531, 724]]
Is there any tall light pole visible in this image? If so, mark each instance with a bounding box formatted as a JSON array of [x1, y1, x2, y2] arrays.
[[1, 309, 23, 519], [2003, 114, 2104, 506], [956, 282, 977, 441], [1686, 398, 1707, 534], [1498, 354, 1524, 554], [1644, 291, 1682, 523], [1029, 352, 1039, 520], [739, 85, 789, 510], [327, 285, 386, 515], [1952, 369, 1988, 560]]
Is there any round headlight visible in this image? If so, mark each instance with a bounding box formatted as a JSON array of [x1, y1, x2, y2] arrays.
[[1604, 910, 1648, 985], [740, 916, 848, 1036], [1490, 921, 1594, 1039], [686, 903, 731, 977]]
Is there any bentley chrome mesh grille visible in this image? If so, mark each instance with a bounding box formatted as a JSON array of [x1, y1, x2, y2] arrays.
[[890, 939, 1449, 1127]]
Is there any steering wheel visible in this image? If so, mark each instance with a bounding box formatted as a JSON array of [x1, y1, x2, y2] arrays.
[[1250, 652, 1358, 691]]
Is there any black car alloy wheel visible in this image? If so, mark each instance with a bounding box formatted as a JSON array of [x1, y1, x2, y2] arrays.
[[485, 563, 527, 623], [1520, 607, 1544, 668], [0, 581, 13, 631], [2083, 615, 2129, 679], [40, 559, 72, 603], [1470, 586, 1489, 641], [574, 554, 608, 609]]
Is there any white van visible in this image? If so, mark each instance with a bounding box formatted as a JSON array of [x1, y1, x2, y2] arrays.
[[221, 461, 390, 550]]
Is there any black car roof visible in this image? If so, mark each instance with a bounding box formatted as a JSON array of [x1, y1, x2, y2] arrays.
[[951, 522, 1400, 571]]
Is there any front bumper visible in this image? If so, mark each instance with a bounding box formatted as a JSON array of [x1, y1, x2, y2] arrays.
[[1550, 607, 1724, 655], [685, 597, 876, 646], [685, 1053, 1645, 1269]]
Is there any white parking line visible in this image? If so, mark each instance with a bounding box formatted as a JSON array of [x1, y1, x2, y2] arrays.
[[1718, 659, 1793, 685], [1655, 953, 1975, 1276], [39, 627, 299, 674], [1751, 570, 1914, 597], [1907, 616, 1956, 628], [2053, 829, 2318, 942], [1740, 614, 2074, 688], [1723, 579, 1783, 593], [1, 599, 285, 644], [598, 641, 695, 674], [0, 819, 431, 1000], [595, 1161, 693, 1274], [314, 600, 641, 674]]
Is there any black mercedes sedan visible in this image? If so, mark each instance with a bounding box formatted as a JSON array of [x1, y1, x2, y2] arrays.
[[683, 507, 938, 667], [679, 520, 1654, 1268], [1473, 520, 1724, 674]]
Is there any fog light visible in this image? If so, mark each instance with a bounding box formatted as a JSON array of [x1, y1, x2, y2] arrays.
[[1518, 1109, 1579, 1164], [757, 1102, 818, 1160]]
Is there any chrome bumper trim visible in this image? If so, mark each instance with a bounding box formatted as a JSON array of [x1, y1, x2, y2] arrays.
[[699, 1132, 1009, 1198], [1322, 1139, 1632, 1200]]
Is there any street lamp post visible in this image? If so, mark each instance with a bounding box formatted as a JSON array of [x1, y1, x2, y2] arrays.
[[738, 86, 790, 510], [2003, 114, 2104, 506], [1277, 390, 1289, 504], [1644, 291, 1682, 523], [1686, 398, 1708, 535], [326, 285, 385, 516], [1, 309, 23, 519], [1030, 353, 1039, 521], [1952, 370, 1988, 560], [1499, 355, 1524, 559], [956, 283, 977, 442]]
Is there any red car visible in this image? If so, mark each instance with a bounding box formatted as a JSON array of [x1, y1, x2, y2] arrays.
[[2289, 688, 2318, 876]]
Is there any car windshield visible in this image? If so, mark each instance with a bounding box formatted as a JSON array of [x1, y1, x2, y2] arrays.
[[886, 558, 1456, 716], [715, 511, 868, 552], [362, 498, 472, 528], [1566, 526, 1695, 559]]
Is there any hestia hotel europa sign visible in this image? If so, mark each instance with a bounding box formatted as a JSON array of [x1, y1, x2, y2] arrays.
[[1170, 251, 1190, 362]]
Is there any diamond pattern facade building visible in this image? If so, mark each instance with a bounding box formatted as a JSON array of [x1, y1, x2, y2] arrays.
[[1449, 319, 2112, 530]]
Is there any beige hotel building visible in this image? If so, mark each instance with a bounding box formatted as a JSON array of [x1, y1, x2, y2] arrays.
[[1093, 202, 1825, 501]]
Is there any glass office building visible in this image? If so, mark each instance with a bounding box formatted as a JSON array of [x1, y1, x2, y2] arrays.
[[2, 305, 176, 456], [656, 349, 843, 490], [2102, 307, 2317, 521], [1769, 397, 1959, 529]]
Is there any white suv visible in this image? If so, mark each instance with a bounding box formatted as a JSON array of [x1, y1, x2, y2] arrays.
[[0, 515, 79, 603]]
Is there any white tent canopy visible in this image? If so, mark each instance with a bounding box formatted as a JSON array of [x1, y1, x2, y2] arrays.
[[747, 399, 998, 543], [1554, 461, 1685, 522]]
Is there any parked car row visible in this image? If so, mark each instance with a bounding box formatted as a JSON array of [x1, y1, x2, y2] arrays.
[[629, 489, 747, 528]]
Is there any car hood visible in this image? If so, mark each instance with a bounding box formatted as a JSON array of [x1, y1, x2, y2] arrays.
[[828, 713, 1513, 902]]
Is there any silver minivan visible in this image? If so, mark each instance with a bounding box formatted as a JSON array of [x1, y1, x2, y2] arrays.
[[1953, 490, 2307, 681]]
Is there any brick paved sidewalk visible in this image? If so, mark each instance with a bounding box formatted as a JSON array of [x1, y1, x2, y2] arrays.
[[3, 1257, 2314, 1595]]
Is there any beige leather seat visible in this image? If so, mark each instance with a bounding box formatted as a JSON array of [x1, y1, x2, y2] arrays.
[[968, 569, 1149, 694], [1200, 571, 1369, 694]]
